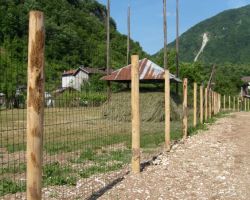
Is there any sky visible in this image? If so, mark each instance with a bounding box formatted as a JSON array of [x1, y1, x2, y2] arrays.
[[97, 0, 250, 55]]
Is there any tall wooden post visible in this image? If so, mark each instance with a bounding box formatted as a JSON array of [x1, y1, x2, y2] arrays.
[[182, 78, 188, 139], [229, 96, 231, 111], [126, 4, 130, 65], [205, 88, 208, 121], [175, 0, 180, 94], [165, 70, 170, 150], [200, 86, 203, 124], [131, 55, 140, 173], [163, 0, 170, 151], [27, 11, 45, 200], [106, 0, 111, 98], [193, 82, 197, 127]]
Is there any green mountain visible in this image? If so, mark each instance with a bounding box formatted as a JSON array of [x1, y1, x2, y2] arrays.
[[0, 0, 147, 91], [159, 4, 250, 64]]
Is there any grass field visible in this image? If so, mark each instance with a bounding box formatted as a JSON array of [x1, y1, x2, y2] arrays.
[[0, 91, 202, 196]]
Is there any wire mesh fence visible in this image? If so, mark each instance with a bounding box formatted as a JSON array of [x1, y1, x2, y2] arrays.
[[0, 7, 244, 200]]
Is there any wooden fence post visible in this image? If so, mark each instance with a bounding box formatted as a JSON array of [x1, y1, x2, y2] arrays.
[[229, 95, 231, 111], [27, 11, 45, 200], [233, 96, 235, 111], [209, 90, 212, 118], [223, 95, 226, 111], [245, 98, 247, 111], [193, 82, 197, 127], [247, 99, 250, 111], [131, 55, 140, 173], [214, 92, 217, 115], [165, 69, 170, 151], [238, 97, 240, 112], [218, 94, 221, 113], [211, 91, 214, 115], [200, 85, 203, 124], [183, 78, 188, 139], [205, 88, 208, 121]]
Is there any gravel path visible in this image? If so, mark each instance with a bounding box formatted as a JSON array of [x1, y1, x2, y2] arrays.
[[100, 112, 250, 200]]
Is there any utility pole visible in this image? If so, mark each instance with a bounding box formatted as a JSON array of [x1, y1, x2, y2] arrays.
[[175, 0, 179, 94], [106, 0, 111, 97], [127, 3, 131, 65], [163, 0, 167, 70]]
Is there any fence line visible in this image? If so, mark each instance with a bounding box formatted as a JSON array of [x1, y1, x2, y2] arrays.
[[1, 10, 249, 200]]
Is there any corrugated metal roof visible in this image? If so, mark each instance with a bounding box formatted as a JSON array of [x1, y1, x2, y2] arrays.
[[101, 58, 181, 82], [63, 67, 105, 76], [241, 76, 250, 83]]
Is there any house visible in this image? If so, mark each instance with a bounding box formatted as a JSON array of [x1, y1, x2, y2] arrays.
[[62, 67, 105, 91], [101, 58, 181, 83], [0, 93, 5, 106], [241, 76, 250, 98]]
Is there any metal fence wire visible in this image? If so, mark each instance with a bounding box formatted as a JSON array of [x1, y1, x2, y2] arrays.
[[0, 8, 230, 200]]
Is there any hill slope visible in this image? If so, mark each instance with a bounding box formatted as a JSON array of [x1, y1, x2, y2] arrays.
[[157, 5, 250, 64], [0, 0, 147, 91]]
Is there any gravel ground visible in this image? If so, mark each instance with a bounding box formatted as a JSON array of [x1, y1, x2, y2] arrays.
[[100, 112, 250, 200]]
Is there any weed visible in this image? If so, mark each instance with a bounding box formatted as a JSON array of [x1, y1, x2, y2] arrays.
[[0, 179, 25, 196], [43, 162, 77, 186]]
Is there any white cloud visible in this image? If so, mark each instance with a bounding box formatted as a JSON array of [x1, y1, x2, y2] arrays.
[[227, 0, 248, 8]]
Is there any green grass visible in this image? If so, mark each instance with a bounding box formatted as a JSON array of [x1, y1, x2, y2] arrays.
[[43, 162, 77, 186], [0, 163, 26, 175], [0, 179, 26, 196]]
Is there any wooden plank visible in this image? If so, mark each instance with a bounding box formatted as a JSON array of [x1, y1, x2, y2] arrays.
[[182, 78, 188, 139], [26, 11, 45, 200], [131, 55, 140, 173]]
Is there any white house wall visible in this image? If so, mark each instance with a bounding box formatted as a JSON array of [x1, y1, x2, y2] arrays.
[[62, 71, 89, 91]]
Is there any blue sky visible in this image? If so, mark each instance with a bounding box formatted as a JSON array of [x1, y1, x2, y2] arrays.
[[97, 0, 250, 55]]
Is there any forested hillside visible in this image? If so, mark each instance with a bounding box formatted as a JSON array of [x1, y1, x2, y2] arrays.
[[152, 5, 250, 95], [0, 0, 147, 91], [165, 4, 250, 64]]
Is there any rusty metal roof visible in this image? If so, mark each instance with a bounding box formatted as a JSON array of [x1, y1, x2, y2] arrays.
[[101, 58, 181, 82]]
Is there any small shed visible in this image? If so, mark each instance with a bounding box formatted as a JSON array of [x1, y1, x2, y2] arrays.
[[101, 58, 181, 83], [62, 67, 105, 91]]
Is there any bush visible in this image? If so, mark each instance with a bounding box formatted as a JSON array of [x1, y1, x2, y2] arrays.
[[54, 91, 107, 107]]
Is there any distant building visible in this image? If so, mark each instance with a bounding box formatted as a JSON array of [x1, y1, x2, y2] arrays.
[[101, 58, 181, 83], [62, 67, 105, 91], [241, 76, 250, 98], [0, 93, 5, 106]]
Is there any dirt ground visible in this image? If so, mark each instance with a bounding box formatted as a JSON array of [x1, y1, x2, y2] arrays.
[[100, 112, 250, 200]]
